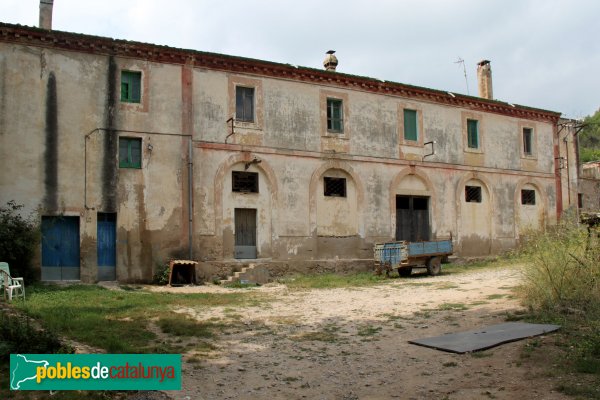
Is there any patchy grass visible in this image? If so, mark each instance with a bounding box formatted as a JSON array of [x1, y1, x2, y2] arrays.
[[437, 302, 469, 311], [290, 323, 343, 343], [157, 315, 229, 338], [357, 324, 382, 337], [14, 283, 262, 353], [434, 282, 460, 290], [280, 272, 387, 290], [443, 361, 458, 367], [290, 330, 339, 343]]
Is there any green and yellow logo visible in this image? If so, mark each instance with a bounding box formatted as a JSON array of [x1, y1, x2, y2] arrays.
[[10, 354, 181, 390]]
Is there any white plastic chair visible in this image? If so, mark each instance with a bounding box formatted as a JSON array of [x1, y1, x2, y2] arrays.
[[0, 262, 25, 301]]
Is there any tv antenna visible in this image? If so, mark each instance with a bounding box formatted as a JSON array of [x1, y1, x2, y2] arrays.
[[454, 57, 469, 95]]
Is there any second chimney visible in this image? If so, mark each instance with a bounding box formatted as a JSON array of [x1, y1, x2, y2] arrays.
[[39, 0, 54, 30], [477, 60, 493, 100]]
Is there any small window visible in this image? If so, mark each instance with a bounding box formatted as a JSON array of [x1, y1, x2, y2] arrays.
[[327, 99, 343, 133], [324, 177, 346, 197], [465, 185, 482, 203], [467, 119, 479, 149], [232, 171, 258, 193], [403, 109, 418, 141], [521, 189, 536, 205], [523, 127, 533, 155], [578, 193, 583, 209], [236, 86, 255, 122], [121, 71, 141, 103], [119, 137, 142, 168]]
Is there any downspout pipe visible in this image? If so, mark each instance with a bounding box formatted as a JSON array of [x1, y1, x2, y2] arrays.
[[188, 137, 194, 260]]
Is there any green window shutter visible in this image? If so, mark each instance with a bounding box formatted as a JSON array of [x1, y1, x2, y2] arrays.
[[403, 109, 418, 141], [130, 138, 142, 168], [327, 99, 343, 132], [119, 137, 142, 169], [467, 119, 479, 149], [120, 71, 141, 103], [119, 138, 129, 167]]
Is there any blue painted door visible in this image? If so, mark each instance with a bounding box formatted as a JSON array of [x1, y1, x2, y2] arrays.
[[41, 216, 80, 280], [97, 213, 116, 281]]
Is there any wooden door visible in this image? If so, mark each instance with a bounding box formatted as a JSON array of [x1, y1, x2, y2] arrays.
[[396, 196, 430, 242], [234, 208, 257, 259]]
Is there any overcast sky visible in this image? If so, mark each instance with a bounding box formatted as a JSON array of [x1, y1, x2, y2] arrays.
[[1, 0, 598, 118]]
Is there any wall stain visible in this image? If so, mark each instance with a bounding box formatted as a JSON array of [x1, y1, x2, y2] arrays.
[[102, 56, 117, 212], [0, 56, 6, 135], [43, 72, 58, 211], [136, 184, 153, 279]]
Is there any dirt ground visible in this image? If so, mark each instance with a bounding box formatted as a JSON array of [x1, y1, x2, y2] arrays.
[[157, 265, 568, 400]]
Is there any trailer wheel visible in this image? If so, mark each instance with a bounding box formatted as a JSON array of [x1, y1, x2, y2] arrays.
[[427, 257, 442, 276], [398, 268, 412, 277]]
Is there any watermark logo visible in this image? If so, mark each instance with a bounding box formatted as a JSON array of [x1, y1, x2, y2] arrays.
[[10, 354, 181, 390]]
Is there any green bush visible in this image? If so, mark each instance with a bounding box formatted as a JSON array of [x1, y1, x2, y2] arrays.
[[152, 261, 170, 285], [0, 201, 39, 281], [519, 220, 600, 317]]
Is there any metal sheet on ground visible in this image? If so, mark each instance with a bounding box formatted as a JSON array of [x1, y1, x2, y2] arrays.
[[409, 322, 560, 354]]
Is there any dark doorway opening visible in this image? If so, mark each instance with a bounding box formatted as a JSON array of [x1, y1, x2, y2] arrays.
[[234, 208, 257, 259], [396, 195, 430, 242]]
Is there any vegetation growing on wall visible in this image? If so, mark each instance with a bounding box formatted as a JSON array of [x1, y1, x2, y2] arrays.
[[0, 201, 39, 281]]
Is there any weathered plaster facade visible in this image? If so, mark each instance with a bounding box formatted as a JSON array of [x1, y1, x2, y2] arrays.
[[0, 23, 571, 282]]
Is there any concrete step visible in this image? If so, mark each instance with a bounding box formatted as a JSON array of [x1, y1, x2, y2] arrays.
[[220, 263, 270, 286]]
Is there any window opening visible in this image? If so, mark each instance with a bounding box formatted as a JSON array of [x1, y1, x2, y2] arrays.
[[121, 71, 141, 103], [523, 127, 533, 155], [324, 177, 346, 197], [521, 189, 536, 205], [232, 171, 259, 193], [465, 185, 482, 203], [236, 86, 255, 122], [467, 119, 479, 149], [327, 99, 343, 132], [403, 109, 418, 141], [119, 137, 142, 168]]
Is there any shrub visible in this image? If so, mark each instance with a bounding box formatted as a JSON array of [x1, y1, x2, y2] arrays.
[[0, 201, 39, 281], [152, 261, 170, 285], [519, 219, 600, 317]]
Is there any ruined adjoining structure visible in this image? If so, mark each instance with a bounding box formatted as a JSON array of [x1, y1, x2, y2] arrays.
[[0, 9, 580, 282], [580, 161, 600, 212]]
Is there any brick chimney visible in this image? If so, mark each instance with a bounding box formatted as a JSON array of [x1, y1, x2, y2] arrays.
[[477, 60, 493, 100], [39, 0, 54, 30]]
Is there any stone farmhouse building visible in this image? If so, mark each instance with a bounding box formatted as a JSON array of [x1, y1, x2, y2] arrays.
[[0, 4, 580, 282]]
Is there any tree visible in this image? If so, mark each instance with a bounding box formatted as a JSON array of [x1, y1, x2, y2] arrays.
[[0, 201, 39, 281], [578, 109, 600, 163]]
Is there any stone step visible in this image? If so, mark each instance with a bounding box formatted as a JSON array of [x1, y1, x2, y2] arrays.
[[219, 263, 270, 285]]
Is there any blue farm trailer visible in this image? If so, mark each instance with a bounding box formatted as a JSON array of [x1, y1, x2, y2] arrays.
[[374, 239, 453, 277]]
